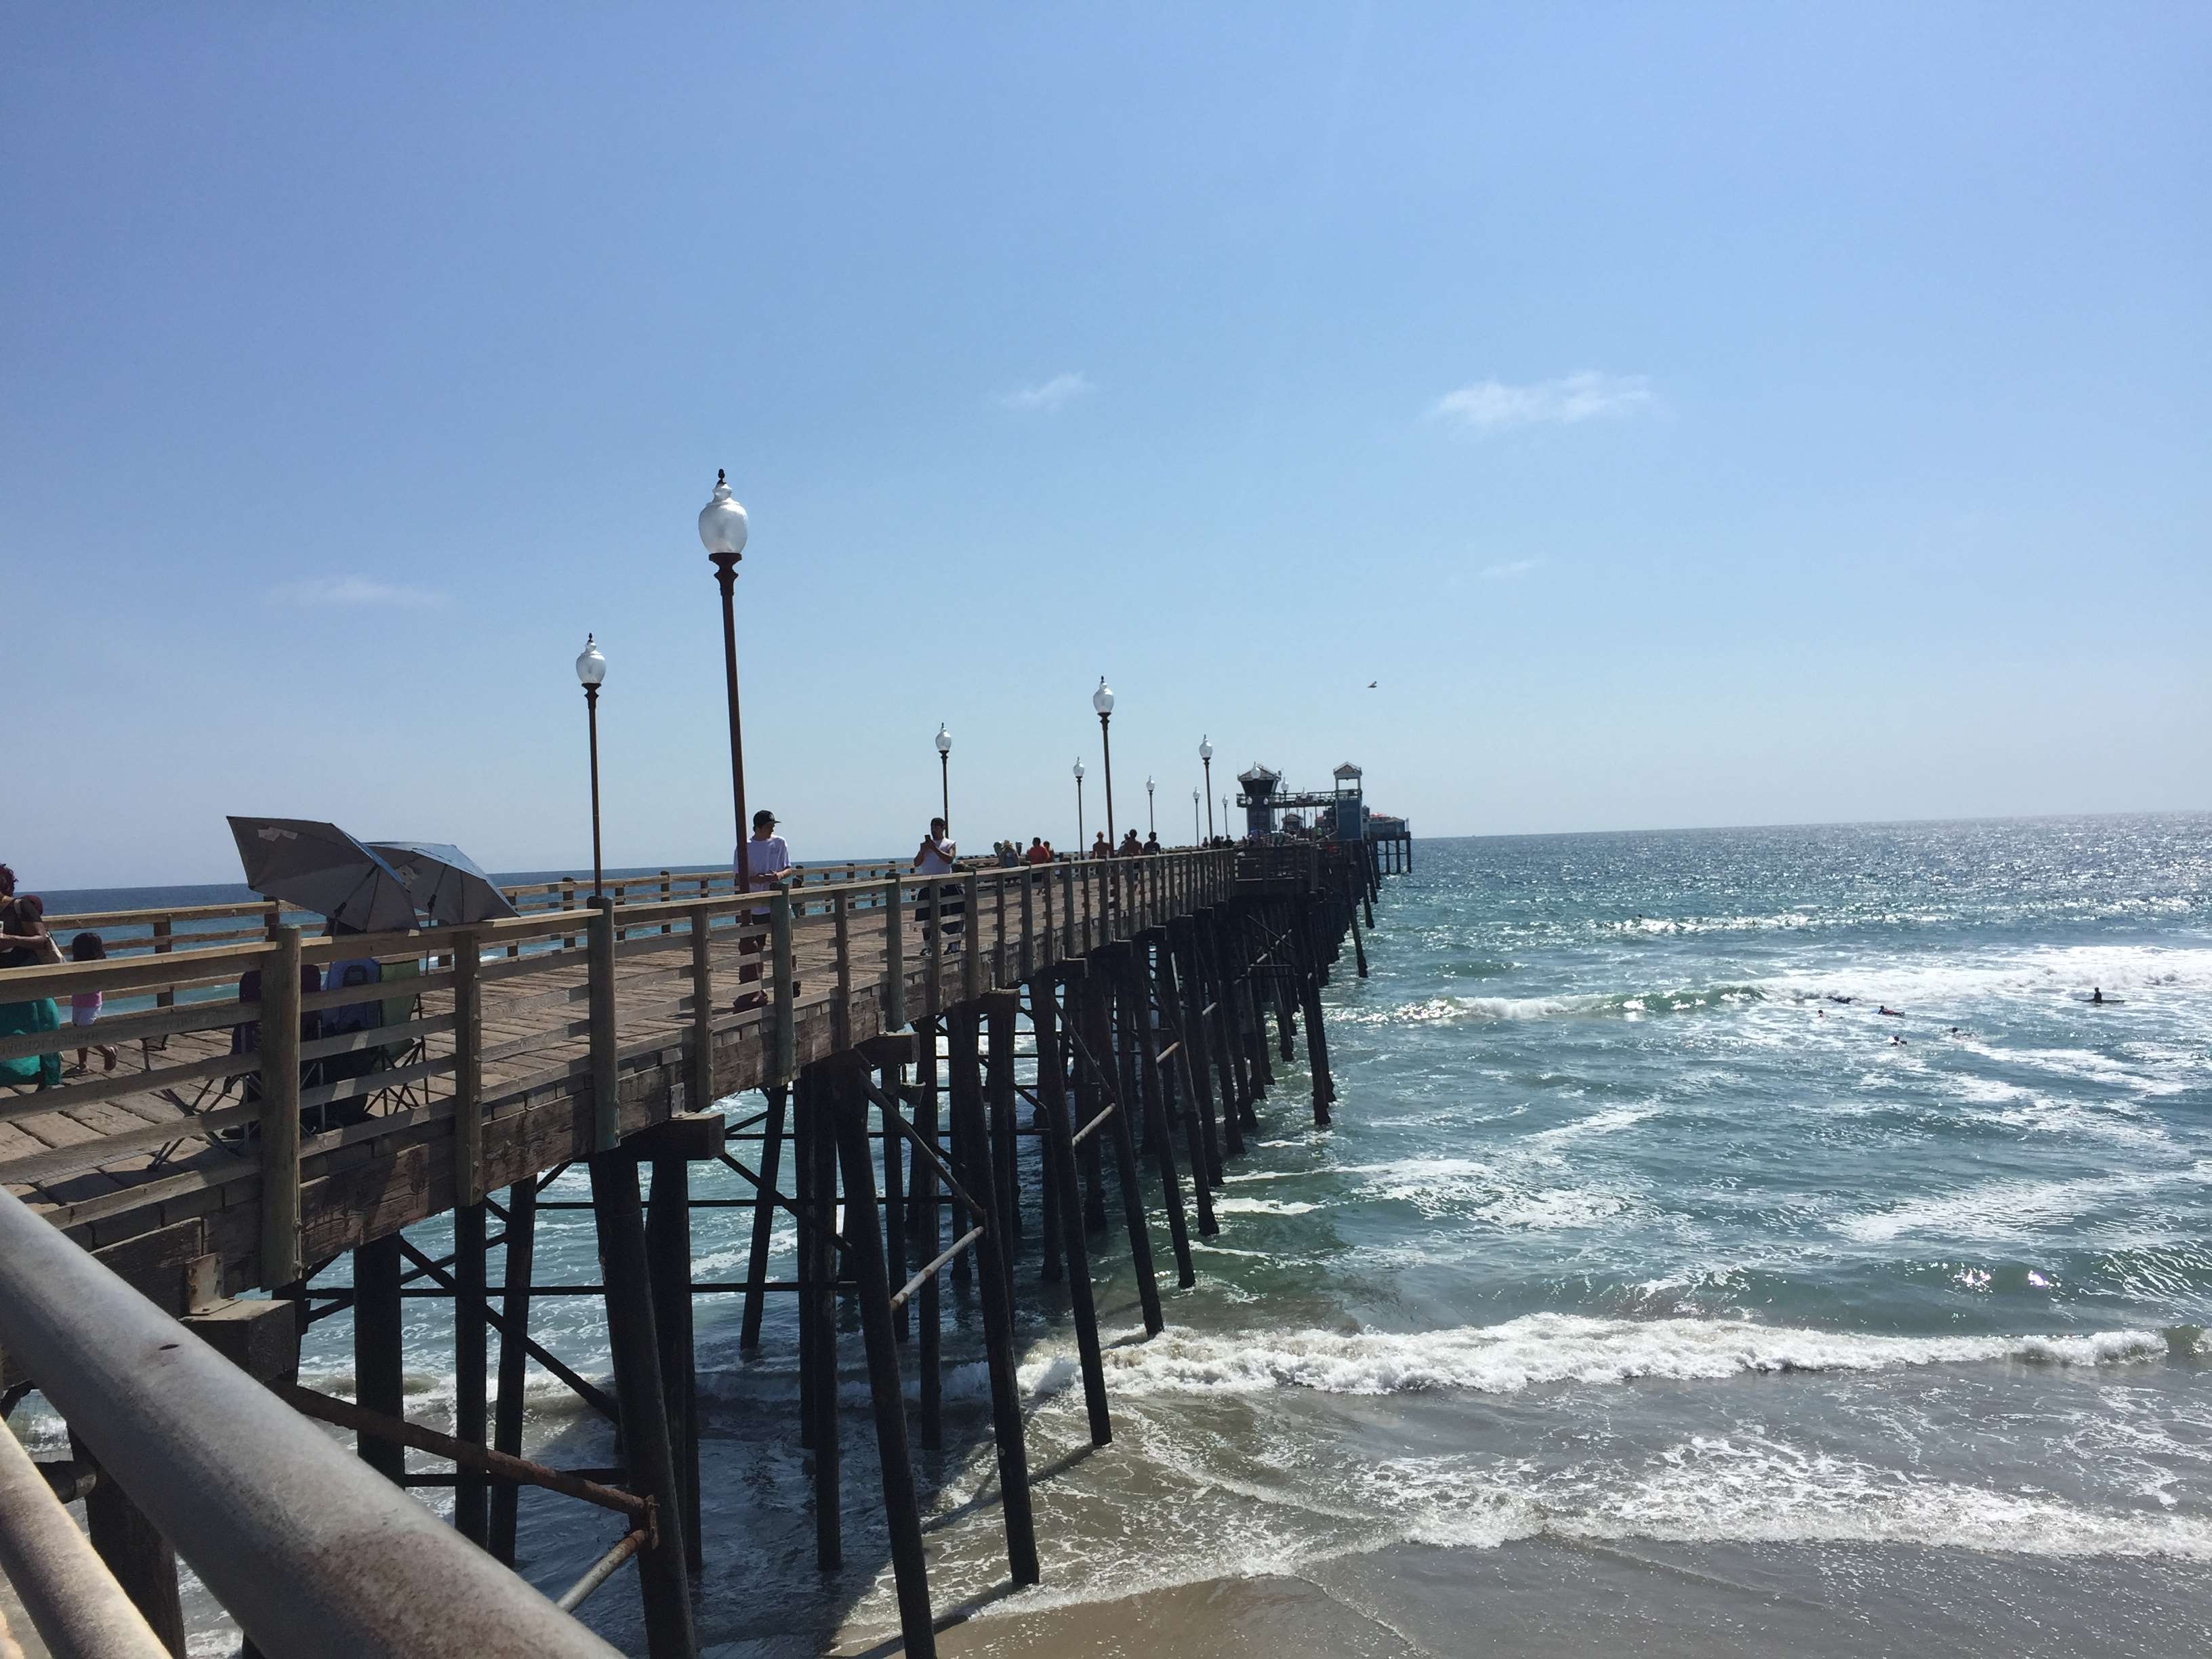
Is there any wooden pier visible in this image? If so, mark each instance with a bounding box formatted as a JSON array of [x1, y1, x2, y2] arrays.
[[0, 837, 1391, 1657]]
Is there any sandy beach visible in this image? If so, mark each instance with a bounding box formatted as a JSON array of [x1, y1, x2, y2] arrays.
[[844, 1539, 2212, 1658]]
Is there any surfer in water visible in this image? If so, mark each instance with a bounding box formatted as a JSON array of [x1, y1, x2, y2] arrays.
[[1878, 1005, 1902, 1017], [2091, 987, 2106, 1005]]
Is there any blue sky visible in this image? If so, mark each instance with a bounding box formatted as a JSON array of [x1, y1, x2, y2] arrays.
[[5, 5, 2207, 886]]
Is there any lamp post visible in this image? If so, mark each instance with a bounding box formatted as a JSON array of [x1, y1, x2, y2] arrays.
[[1199, 735, 1215, 840], [1146, 776, 1155, 837], [697, 469, 754, 891], [1073, 758, 1086, 850], [935, 723, 952, 832], [1093, 677, 1117, 849], [575, 634, 608, 897], [1192, 788, 1200, 846]]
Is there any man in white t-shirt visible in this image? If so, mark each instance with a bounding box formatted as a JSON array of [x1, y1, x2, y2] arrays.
[[735, 808, 797, 1010], [737, 810, 794, 897], [912, 817, 962, 941]]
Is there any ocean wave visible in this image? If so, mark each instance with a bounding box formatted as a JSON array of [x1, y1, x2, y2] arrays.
[[1358, 985, 1767, 1027], [1768, 943, 2212, 1013], [1092, 1313, 2185, 1399], [1374, 1435, 2212, 1560], [1832, 1164, 2211, 1244]]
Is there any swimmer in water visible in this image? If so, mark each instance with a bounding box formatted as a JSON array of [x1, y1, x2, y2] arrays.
[[1892, 1035, 1906, 1045]]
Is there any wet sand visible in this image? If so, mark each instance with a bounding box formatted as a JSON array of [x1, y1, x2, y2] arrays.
[[820, 1538, 2212, 1658]]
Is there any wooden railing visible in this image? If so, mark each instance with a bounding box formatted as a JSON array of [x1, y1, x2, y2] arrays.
[[1, 850, 1242, 1290], [37, 861, 928, 966]]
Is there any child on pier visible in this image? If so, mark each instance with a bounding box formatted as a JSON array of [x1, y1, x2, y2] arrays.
[[66, 932, 119, 1076]]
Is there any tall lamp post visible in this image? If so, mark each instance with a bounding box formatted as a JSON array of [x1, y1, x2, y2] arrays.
[[697, 470, 754, 891], [935, 723, 952, 832], [1146, 776, 1155, 837], [1093, 677, 1117, 848], [1200, 735, 1215, 840], [1073, 758, 1086, 850], [576, 634, 608, 897]]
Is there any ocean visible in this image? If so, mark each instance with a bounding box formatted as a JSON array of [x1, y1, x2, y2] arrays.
[[24, 817, 2212, 1654]]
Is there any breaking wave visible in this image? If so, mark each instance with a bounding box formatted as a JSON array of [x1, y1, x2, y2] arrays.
[[1093, 1313, 2189, 1398]]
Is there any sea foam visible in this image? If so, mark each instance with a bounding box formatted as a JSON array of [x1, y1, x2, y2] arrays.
[[1093, 1313, 2182, 1399]]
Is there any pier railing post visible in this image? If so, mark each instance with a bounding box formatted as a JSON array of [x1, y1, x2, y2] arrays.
[[924, 884, 942, 1023], [259, 928, 302, 1287], [689, 905, 714, 1112], [993, 872, 1008, 988], [588, 897, 619, 1152], [962, 874, 981, 1004], [771, 890, 796, 1086], [833, 891, 852, 1049], [1020, 868, 1036, 980], [882, 877, 906, 1031], [453, 929, 483, 1208]]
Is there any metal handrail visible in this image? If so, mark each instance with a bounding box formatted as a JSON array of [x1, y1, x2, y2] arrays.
[[0, 1186, 621, 1659], [0, 1419, 169, 1659]]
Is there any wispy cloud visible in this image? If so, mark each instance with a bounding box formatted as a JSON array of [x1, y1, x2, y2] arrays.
[[1429, 371, 1654, 434], [273, 575, 446, 609], [998, 371, 1093, 413], [1479, 557, 1542, 581]]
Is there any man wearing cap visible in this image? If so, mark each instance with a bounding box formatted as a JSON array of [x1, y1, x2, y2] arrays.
[[735, 808, 797, 1011]]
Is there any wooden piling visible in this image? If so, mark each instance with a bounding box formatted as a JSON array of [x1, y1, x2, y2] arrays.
[[588, 1151, 699, 1657], [1030, 976, 1111, 1445], [1125, 945, 1197, 1279], [353, 1235, 405, 1486], [912, 1019, 943, 1451], [1082, 975, 1164, 1337], [947, 1012, 1040, 1585], [795, 1076, 842, 1567], [452, 1202, 489, 1545], [827, 1067, 935, 1657], [646, 1153, 701, 1574], [739, 1086, 787, 1352], [489, 1177, 536, 1564]]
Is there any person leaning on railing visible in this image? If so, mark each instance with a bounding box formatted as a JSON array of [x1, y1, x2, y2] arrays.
[[0, 895, 64, 1091], [734, 808, 798, 1014]]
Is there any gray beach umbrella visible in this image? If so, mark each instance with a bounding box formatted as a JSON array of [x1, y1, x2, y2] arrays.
[[226, 817, 419, 934], [367, 841, 520, 926]]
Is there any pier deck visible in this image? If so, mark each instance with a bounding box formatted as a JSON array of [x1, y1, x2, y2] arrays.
[[0, 837, 1387, 1658], [5, 853, 1235, 1311]]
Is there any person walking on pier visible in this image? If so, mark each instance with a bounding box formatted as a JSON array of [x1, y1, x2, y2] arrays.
[[735, 808, 796, 1012], [1118, 828, 1143, 858], [65, 933, 119, 1076], [913, 817, 962, 942], [1025, 836, 1053, 866], [1090, 831, 1111, 861]]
